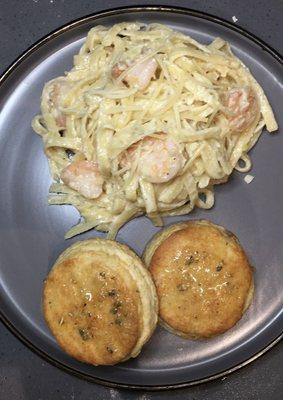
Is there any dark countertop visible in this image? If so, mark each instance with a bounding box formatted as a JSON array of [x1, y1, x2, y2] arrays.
[[0, 1, 282, 399]]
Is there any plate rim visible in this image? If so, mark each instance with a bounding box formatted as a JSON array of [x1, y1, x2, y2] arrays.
[[0, 4, 282, 87], [0, 4, 282, 390]]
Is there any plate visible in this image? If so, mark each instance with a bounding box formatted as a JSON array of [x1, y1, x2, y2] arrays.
[[0, 6, 282, 390]]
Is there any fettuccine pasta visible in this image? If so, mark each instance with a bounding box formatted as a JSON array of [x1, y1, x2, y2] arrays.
[[32, 23, 278, 239]]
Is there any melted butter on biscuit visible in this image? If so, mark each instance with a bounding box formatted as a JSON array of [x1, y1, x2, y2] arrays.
[[44, 252, 141, 364], [148, 221, 253, 338]]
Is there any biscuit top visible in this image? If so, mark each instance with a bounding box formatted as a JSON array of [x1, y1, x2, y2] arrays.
[[149, 223, 253, 338], [44, 250, 142, 365]]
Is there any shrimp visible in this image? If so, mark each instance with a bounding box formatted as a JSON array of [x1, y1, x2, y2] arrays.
[[125, 58, 158, 91], [222, 87, 259, 132], [61, 160, 104, 199], [112, 58, 158, 91], [111, 62, 128, 79], [45, 77, 72, 128], [120, 134, 183, 183]]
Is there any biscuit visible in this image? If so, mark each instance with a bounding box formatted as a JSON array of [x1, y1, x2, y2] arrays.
[[143, 220, 254, 339], [43, 239, 158, 365]]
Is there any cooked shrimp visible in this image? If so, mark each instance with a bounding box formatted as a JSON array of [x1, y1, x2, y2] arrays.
[[223, 87, 259, 132], [120, 135, 183, 183], [61, 160, 104, 199], [46, 77, 72, 128], [112, 58, 158, 91], [111, 62, 128, 79], [125, 58, 158, 90]]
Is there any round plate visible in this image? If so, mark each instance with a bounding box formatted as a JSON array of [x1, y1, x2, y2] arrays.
[[0, 6, 282, 390]]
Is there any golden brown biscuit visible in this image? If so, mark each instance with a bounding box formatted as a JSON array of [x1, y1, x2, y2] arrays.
[[143, 220, 254, 339], [43, 239, 158, 365]]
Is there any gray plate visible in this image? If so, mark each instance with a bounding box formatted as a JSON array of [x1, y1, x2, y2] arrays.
[[0, 6, 282, 390]]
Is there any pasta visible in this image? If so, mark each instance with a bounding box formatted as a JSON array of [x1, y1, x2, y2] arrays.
[[32, 23, 278, 239]]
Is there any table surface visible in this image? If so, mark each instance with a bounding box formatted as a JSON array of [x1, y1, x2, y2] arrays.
[[0, 1, 282, 399]]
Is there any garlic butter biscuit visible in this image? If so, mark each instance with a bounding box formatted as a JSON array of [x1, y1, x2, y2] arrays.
[[143, 220, 254, 339], [43, 239, 158, 365]]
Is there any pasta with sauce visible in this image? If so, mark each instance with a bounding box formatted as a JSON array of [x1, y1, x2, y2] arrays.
[[32, 22, 278, 239]]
